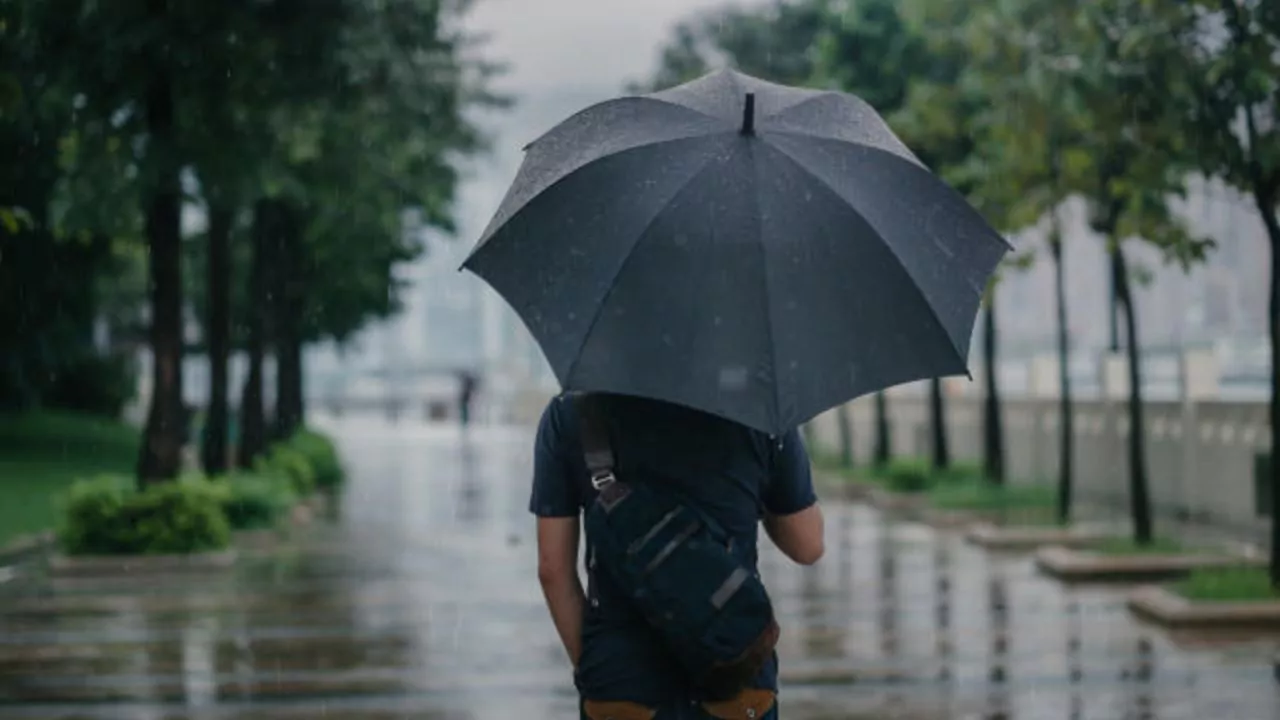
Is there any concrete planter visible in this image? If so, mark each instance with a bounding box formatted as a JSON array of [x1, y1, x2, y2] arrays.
[[1034, 546, 1264, 583], [48, 549, 238, 577], [0, 531, 55, 566], [966, 523, 1118, 551], [1128, 586, 1280, 628]]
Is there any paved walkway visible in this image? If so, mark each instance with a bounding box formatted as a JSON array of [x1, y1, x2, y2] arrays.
[[1, 417, 1279, 719]]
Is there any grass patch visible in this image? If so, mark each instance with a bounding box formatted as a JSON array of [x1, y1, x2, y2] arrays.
[[1176, 566, 1280, 602], [1090, 537, 1189, 556], [928, 481, 1055, 511], [0, 411, 140, 547]]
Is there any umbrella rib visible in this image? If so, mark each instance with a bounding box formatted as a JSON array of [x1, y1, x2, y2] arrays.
[[761, 138, 972, 368], [748, 144, 783, 432], [467, 133, 729, 264], [560, 148, 726, 388]]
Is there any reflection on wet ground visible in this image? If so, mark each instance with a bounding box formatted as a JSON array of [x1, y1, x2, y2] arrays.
[[2, 418, 1279, 719]]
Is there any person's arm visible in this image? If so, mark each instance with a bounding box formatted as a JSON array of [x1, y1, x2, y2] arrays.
[[528, 398, 587, 667], [761, 429, 825, 565], [537, 516, 586, 667]]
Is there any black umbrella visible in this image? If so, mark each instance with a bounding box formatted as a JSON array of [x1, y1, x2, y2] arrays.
[[462, 69, 1010, 435]]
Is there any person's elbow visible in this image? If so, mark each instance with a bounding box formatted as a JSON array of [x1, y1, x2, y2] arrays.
[[764, 504, 825, 566], [537, 556, 576, 587], [791, 536, 825, 566]]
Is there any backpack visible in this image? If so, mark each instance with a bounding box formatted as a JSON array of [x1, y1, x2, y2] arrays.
[[573, 393, 780, 702]]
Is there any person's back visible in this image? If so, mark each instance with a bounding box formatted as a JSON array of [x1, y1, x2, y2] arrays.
[[531, 392, 825, 719]]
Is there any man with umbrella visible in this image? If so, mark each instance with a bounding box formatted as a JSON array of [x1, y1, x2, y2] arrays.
[[465, 70, 1009, 719]]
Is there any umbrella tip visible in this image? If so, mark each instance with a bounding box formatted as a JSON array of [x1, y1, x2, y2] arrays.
[[741, 92, 756, 135]]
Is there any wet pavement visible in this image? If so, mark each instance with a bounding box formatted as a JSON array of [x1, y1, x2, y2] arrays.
[[2, 417, 1280, 719]]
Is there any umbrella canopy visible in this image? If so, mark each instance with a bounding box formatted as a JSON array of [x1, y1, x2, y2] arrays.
[[463, 68, 1010, 435]]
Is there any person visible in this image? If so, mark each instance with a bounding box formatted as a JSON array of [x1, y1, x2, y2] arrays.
[[531, 391, 825, 719]]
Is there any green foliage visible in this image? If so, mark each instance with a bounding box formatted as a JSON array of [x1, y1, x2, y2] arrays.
[[283, 429, 344, 490], [880, 459, 933, 493], [254, 445, 316, 497], [215, 473, 296, 531], [57, 475, 231, 556], [632, 0, 830, 90], [41, 353, 137, 418], [1178, 566, 1280, 602]]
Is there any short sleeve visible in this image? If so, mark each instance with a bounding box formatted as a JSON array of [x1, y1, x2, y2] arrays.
[[761, 428, 817, 516], [528, 397, 582, 518]]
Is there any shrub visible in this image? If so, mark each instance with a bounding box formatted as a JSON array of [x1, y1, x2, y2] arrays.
[[58, 475, 230, 556], [255, 445, 316, 496], [216, 473, 296, 530], [43, 352, 138, 419], [882, 459, 932, 493], [284, 429, 343, 490]]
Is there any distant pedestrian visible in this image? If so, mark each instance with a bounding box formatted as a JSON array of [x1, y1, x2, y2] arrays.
[[457, 371, 478, 427]]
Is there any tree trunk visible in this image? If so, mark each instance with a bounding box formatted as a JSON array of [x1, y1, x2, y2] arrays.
[[836, 403, 853, 468], [1051, 218, 1074, 524], [929, 377, 949, 470], [135, 42, 184, 486], [237, 199, 272, 466], [200, 203, 233, 476], [1257, 195, 1280, 586], [1108, 252, 1121, 353], [873, 391, 891, 467], [1113, 243, 1153, 545], [273, 202, 304, 440], [981, 299, 1004, 485]]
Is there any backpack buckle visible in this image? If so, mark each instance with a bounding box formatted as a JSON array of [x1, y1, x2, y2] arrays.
[[591, 471, 616, 490]]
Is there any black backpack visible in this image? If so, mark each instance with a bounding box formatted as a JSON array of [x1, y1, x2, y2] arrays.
[[573, 393, 780, 701]]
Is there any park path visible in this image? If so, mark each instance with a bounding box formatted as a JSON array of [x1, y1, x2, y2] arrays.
[[1, 416, 1278, 719]]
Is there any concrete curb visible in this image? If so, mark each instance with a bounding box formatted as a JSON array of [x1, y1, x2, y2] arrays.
[[48, 549, 238, 577], [1128, 585, 1280, 628], [1035, 546, 1264, 583], [0, 531, 55, 566]]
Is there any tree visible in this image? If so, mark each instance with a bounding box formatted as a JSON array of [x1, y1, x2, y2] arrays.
[[1056, 0, 1213, 544], [2, 0, 145, 417], [955, 0, 1087, 508], [631, 0, 830, 91], [1144, 0, 1279, 578]]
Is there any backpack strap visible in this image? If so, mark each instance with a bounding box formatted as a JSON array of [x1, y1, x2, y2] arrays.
[[573, 392, 617, 490]]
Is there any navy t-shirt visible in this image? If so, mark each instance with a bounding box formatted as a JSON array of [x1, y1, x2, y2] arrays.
[[529, 392, 817, 706]]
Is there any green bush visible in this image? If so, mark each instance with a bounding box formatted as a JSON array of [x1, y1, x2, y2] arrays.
[[934, 461, 986, 485], [58, 475, 231, 556], [216, 473, 296, 530], [255, 445, 316, 496], [283, 429, 343, 490], [882, 459, 932, 493]]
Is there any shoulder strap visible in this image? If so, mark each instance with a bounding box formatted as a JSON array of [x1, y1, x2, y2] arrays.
[[573, 393, 617, 489]]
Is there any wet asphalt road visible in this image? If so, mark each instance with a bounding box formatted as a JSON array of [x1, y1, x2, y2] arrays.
[[1, 417, 1279, 719]]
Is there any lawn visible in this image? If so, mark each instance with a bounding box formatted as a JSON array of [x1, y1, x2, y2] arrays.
[[1176, 566, 1280, 602], [0, 411, 140, 547]]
